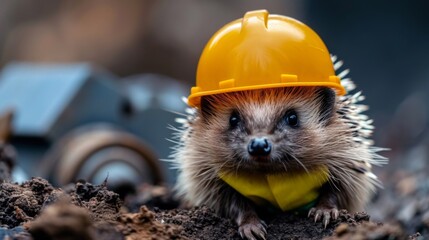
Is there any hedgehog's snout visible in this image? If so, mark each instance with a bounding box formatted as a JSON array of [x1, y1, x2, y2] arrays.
[[248, 137, 272, 156]]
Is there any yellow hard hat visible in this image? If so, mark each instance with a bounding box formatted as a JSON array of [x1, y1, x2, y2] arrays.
[[188, 9, 346, 108]]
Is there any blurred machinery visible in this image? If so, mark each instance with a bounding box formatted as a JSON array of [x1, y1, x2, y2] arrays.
[[0, 63, 187, 191]]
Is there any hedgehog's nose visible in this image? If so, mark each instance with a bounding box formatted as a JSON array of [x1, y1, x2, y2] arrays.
[[248, 138, 272, 156]]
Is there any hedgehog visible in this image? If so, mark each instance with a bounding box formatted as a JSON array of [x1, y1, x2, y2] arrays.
[[169, 62, 386, 239], [169, 10, 387, 240]]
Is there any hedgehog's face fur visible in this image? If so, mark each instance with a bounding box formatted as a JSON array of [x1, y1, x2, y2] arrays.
[[198, 87, 337, 174]]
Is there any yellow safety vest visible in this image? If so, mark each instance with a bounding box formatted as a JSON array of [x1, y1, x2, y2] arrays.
[[220, 167, 329, 211]]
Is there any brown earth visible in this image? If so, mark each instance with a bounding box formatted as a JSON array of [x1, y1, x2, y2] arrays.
[[0, 178, 420, 240]]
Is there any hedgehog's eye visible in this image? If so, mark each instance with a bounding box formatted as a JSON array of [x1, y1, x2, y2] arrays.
[[284, 110, 299, 128], [229, 111, 241, 128]]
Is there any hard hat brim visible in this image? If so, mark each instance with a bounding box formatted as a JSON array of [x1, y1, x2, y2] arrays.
[[187, 81, 346, 108]]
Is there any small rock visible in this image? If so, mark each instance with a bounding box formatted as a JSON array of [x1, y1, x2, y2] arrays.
[[397, 200, 418, 223], [422, 210, 429, 228], [334, 223, 349, 236], [396, 176, 417, 196]]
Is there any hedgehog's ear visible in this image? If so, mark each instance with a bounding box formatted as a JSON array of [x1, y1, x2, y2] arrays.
[[316, 87, 336, 125], [200, 96, 214, 119]]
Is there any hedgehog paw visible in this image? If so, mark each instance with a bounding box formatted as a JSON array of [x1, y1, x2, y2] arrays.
[[238, 219, 267, 240], [308, 207, 339, 228]]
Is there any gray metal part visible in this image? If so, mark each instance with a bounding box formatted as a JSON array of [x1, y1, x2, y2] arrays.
[[0, 63, 90, 137], [51, 71, 123, 141], [0, 63, 184, 185], [0, 63, 123, 140], [119, 109, 179, 184]]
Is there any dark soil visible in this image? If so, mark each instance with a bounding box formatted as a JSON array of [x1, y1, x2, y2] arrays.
[[0, 178, 420, 240], [0, 178, 120, 228], [156, 206, 240, 239]]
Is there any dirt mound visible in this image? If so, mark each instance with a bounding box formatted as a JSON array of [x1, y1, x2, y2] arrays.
[[0, 178, 59, 227], [0, 178, 121, 229], [326, 221, 423, 240], [0, 179, 420, 239], [68, 180, 121, 223], [156, 207, 372, 240], [117, 206, 183, 240]]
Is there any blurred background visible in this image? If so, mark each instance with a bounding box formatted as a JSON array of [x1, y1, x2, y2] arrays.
[[0, 0, 428, 235]]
